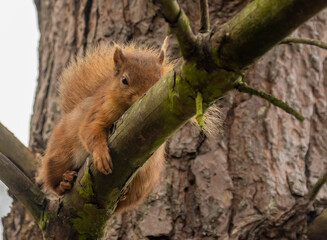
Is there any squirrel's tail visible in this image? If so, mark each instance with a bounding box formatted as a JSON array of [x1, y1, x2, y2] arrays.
[[202, 103, 223, 136], [190, 102, 223, 137]]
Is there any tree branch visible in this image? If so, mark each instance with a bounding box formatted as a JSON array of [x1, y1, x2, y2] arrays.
[[0, 152, 46, 223], [199, 0, 210, 33], [307, 170, 327, 202], [0, 122, 37, 179], [280, 37, 327, 50], [153, 0, 197, 61], [248, 168, 327, 239], [212, 0, 327, 70], [234, 78, 305, 121]]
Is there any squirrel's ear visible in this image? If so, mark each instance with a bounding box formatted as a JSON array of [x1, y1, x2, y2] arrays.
[[113, 46, 125, 69], [158, 50, 165, 64], [158, 35, 170, 64]]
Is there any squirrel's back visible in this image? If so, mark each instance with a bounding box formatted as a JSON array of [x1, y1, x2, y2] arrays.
[[59, 43, 172, 114]]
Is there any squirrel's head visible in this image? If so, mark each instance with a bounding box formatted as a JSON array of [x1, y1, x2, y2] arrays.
[[111, 45, 166, 107]]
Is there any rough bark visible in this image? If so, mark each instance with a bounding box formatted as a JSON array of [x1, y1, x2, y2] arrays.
[[2, 0, 327, 239]]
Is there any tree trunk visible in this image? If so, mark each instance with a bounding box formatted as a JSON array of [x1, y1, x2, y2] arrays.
[[3, 0, 327, 239]]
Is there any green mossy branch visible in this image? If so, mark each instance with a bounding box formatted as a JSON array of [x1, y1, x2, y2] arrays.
[[233, 78, 305, 121], [281, 37, 327, 50], [38, 210, 50, 232], [71, 203, 107, 240], [71, 165, 109, 239], [195, 92, 204, 129], [213, 0, 327, 70], [77, 166, 95, 200], [153, 0, 197, 61]]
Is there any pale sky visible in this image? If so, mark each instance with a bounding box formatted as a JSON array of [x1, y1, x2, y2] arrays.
[[0, 0, 39, 238]]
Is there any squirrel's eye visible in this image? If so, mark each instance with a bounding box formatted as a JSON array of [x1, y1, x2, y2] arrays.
[[122, 76, 129, 85]]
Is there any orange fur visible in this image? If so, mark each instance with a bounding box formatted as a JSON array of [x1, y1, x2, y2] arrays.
[[38, 42, 172, 212]]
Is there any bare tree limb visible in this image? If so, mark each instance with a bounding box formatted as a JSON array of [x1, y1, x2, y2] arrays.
[[308, 170, 327, 202], [233, 78, 305, 121], [0, 152, 46, 223], [281, 37, 327, 50], [247, 166, 327, 239], [0, 122, 37, 179], [153, 0, 197, 61], [199, 0, 210, 33]]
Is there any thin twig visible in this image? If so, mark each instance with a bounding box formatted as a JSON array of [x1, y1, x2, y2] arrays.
[[233, 78, 304, 121], [308, 170, 327, 202], [281, 37, 327, 50], [199, 0, 210, 33]]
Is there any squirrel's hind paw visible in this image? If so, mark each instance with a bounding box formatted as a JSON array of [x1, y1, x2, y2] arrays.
[[55, 170, 78, 195]]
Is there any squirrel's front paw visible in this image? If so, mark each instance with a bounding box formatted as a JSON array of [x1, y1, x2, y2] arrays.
[[93, 147, 113, 175]]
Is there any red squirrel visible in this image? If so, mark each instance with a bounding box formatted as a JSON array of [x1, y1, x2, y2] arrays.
[[37, 40, 172, 213]]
